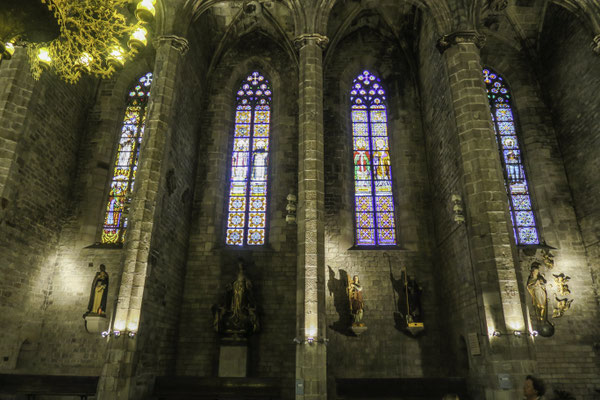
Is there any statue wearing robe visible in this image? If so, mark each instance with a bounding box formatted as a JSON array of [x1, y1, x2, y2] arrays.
[[87, 264, 109, 315]]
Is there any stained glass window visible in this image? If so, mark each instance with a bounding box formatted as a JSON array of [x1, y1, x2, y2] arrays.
[[483, 68, 539, 245], [351, 70, 396, 246], [101, 72, 153, 244], [225, 71, 272, 246]]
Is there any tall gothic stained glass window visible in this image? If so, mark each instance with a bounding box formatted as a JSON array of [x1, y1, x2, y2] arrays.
[[483, 68, 539, 245], [351, 70, 396, 246], [225, 71, 272, 246], [101, 72, 153, 244]]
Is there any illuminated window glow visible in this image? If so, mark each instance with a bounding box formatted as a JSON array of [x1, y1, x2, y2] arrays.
[[483, 68, 539, 245], [225, 72, 272, 246], [102, 72, 152, 244], [351, 70, 396, 246]]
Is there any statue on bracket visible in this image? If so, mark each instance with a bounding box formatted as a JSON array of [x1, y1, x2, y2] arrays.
[[212, 258, 259, 337], [389, 259, 424, 336], [347, 274, 367, 336], [348, 275, 364, 325], [526, 262, 554, 337], [86, 264, 109, 316]]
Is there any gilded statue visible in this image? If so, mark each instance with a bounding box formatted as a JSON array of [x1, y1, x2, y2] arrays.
[[542, 248, 555, 269], [347, 275, 364, 327], [526, 262, 548, 322], [553, 273, 571, 296], [212, 259, 259, 336], [552, 295, 573, 318], [86, 264, 109, 315]]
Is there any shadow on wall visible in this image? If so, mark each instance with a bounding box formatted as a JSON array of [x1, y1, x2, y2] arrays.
[[327, 266, 353, 336]]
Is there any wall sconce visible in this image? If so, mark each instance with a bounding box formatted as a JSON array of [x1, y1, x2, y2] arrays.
[[286, 194, 297, 224], [101, 330, 136, 339], [452, 194, 465, 224], [292, 337, 329, 345]]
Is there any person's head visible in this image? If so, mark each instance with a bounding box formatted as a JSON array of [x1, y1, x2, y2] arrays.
[[524, 375, 545, 399], [442, 394, 459, 400], [529, 262, 541, 277], [100, 264, 106, 272]]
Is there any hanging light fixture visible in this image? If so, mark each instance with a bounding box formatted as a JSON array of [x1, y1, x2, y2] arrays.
[[135, 0, 157, 23], [0, 0, 156, 83]]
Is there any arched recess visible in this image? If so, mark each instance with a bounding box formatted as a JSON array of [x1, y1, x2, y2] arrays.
[[483, 67, 540, 245]]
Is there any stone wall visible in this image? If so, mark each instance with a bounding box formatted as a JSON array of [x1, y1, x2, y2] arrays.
[[0, 49, 95, 373], [534, 5, 600, 398], [322, 25, 444, 382], [175, 31, 298, 398]]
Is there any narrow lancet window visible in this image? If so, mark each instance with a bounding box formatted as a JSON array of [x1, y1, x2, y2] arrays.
[[483, 68, 539, 245], [101, 72, 153, 244], [351, 70, 396, 246], [225, 71, 272, 246]]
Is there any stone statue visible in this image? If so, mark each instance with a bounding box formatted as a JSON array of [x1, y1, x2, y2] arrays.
[[400, 266, 423, 324], [86, 264, 109, 315], [212, 259, 259, 336], [526, 262, 548, 322], [347, 275, 364, 326]]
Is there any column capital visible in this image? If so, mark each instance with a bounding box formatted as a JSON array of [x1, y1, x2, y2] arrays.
[[153, 35, 190, 55], [436, 31, 486, 54], [293, 33, 329, 50], [592, 34, 600, 55]]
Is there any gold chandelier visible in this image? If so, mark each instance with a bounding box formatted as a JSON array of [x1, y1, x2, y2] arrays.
[[0, 0, 157, 83]]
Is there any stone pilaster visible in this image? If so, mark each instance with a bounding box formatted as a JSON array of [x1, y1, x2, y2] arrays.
[[438, 31, 533, 398], [294, 33, 328, 400], [96, 35, 188, 400]]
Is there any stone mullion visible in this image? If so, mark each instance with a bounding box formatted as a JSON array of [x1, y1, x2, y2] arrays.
[[295, 34, 327, 400], [440, 34, 527, 348], [96, 36, 188, 400]]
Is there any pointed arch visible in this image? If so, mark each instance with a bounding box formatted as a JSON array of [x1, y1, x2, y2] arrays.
[[101, 72, 153, 244], [225, 71, 272, 246], [483, 67, 539, 245], [351, 70, 396, 246]]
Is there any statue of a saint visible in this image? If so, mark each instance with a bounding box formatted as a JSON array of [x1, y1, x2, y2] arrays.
[[87, 264, 109, 315], [347, 275, 364, 327], [212, 259, 259, 336], [527, 262, 548, 321]]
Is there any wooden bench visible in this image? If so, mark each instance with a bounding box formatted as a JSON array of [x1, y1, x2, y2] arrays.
[[0, 374, 99, 399], [153, 376, 282, 399], [336, 378, 469, 399]]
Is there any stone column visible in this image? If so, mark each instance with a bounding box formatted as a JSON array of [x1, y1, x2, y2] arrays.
[[294, 33, 328, 400], [96, 35, 189, 400], [438, 31, 532, 398]]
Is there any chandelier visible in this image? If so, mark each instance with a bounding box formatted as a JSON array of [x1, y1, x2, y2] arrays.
[[0, 0, 157, 83]]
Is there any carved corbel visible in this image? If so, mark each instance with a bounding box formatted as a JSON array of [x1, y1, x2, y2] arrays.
[[436, 31, 486, 54], [592, 34, 600, 55], [153, 35, 190, 55], [293, 33, 329, 51]]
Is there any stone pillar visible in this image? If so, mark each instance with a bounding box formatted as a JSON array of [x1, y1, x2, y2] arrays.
[[294, 33, 328, 400], [96, 35, 189, 400], [438, 31, 532, 399]]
